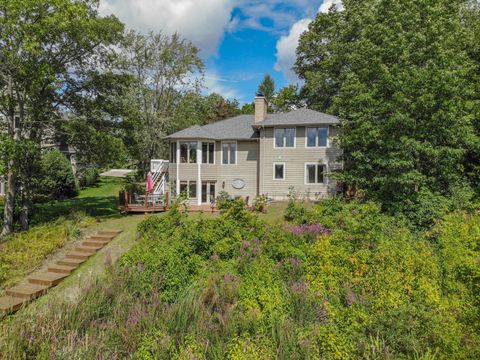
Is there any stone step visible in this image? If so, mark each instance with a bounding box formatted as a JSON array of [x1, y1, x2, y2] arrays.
[[89, 234, 115, 241], [98, 229, 122, 236], [28, 272, 69, 287], [75, 245, 100, 254], [7, 283, 50, 299], [83, 239, 109, 247], [66, 252, 91, 260], [57, 257, 86, 267], [48, 264, 77, 274], [0, 296, 27, 315]]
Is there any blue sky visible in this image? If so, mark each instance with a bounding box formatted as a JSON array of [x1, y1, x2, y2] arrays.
[[99, 0, 343, 104]]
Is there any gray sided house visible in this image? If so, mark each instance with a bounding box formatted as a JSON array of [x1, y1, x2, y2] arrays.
[[166, 96, 342, 205]]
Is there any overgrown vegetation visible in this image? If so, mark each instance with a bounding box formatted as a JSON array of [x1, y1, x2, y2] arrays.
[[1, 199, 478, 358], [0, 212, 93, 290]]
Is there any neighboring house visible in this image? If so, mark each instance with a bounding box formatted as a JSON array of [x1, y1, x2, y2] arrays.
[[165, 95, 342, 205]]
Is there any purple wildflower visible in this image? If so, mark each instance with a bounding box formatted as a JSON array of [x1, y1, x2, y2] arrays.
[[287, 223, 331, 236]]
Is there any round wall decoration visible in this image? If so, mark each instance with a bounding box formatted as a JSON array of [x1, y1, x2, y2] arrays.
[[232, 179, 246, 190]]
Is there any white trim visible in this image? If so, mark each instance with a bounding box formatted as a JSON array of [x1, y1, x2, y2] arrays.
[[201, 141, 216, 165], [273, 127, 296, 149], [273, 162, 286, 181], [220, 140, 238, 165], [305, 126, 329, 148], [176, 140, 180, 196], [197, 140, 202, 205], [179, 141, 199, 164], [304, 162, 328, 185]]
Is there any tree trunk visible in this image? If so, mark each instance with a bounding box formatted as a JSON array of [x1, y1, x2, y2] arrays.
[[1, 76, 19, 237], [1, 165, 16, 236]]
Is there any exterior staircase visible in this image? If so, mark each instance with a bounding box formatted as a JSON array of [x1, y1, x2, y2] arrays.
[[0, 229, 122, 317]]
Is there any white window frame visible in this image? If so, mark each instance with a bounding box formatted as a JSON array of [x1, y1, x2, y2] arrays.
[[306, 126, 329, 148], [179, 180, 198, 199], [274, 127, 296, 149], [304, 163, 327, 185], [201, 141, 215, 165], [221, 140, 237, 165], [179, 141, 198, 164], [273, 162, 286, 181]]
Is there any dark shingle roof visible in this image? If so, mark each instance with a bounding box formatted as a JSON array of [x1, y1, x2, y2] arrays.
[[255, 108, 339, 127], [166, 108, 339, 140]]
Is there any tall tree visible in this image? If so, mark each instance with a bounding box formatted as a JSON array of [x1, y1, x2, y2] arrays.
[[120, 31, 203, 175], [273, 85, 303, 112], [257, 74, 275, 105], [0, 0, 124, 235], [296, 0, 480, 222]]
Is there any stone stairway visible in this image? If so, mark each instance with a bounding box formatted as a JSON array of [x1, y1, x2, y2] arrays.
[[0, 229, 122, 317]]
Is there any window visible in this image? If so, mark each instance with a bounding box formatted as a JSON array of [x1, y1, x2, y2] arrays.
[[202, 142, 215, 164], [274, 127, 295, 148], [179, 180, 197, 198], [179, 142, 197, 163], [201, 182, 216, 203], [170, 142, 177, 163], [305, 164, 326, 184], [274, 163, 285, 180], [306, 127, 328, 147], [222, 142, 236, 165], [189, 181, 197, 198]]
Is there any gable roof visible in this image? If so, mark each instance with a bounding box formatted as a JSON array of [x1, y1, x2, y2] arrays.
[[166, 108, 339, 140]]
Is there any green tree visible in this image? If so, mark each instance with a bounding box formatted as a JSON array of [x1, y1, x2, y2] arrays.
[[38, 149, 78, 200], [296, 0, 480, 223], [0, 0, 124, 234], [272, 85, 302, 113], [120, 31, 204, 175], [257, 74, 275, 105]]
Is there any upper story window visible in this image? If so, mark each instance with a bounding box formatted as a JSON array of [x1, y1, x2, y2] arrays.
[[180, 142, 197, 164], [222, 141, 236, 165], [202, 142, 215, 164], [307, 127, 328, 147], [275, 127, 295, 148], [170, 142, 177, 163]]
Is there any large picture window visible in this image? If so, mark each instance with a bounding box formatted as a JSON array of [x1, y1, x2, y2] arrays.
[[275, 127, 295, 148], [202, 142, 215, 164], [180, 142, 198, 163], [179, 180, 197, 198], [222, 142, 237, 165], [306, 127, 328, 147], [305, 164, 326, 184]]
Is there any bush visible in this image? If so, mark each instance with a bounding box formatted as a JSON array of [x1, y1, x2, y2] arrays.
[[216, 190, 234, 210], [78, 167, 99, 188], [284, 187, 306, 223], [252, 195, 268, 213], [36, 149, 78, 201]]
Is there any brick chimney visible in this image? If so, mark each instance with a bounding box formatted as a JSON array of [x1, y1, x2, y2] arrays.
[[255, 94, 267, 123]]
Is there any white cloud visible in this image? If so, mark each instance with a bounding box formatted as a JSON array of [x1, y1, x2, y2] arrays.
[[99, 0, 236, 56], [204, 72, 242, 101], [319, 0, 343, 14], [274, 18, 311, 83], [274, 1, 343, 83]]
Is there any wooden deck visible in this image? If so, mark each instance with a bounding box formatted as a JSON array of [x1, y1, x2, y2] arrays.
[[0, 229, 123, 317]]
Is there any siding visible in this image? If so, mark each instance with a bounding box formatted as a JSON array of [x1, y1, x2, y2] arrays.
[[259, 126, 342, 200], [169, 140, 259, 204]]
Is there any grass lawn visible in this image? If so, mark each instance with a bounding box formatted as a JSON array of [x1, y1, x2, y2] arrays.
[[30, 177, 124, 225]]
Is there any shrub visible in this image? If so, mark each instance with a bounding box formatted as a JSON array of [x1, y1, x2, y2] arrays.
[[216, 190, 234, 210], [284, 187, 306, 223], [252, 195, 268, 213], [78, 167, 99, 188], [37, 149, 78, 201]]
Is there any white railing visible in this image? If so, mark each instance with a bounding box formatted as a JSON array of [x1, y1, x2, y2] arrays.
[[150, 159, 169, 195]]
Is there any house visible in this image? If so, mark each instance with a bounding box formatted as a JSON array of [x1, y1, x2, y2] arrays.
[[164, 95, 342, 206]]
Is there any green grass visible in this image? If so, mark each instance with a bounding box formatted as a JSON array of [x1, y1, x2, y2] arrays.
[[31, 177, 123, 225]]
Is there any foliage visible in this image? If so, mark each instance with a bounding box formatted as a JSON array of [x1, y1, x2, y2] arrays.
[[252, 195, 268, 213], [119, 30, 204, 175], [78, 168, 99, 189], [295, 0, 480, 221], [284, 187, 307, 223], [272, 85, 303, 113], [36, 149, 78, 201], [2, 199, 479, 358], [257, 74, 275, 106], [0, 212, 93, 289], [216, 190, 234, 210]]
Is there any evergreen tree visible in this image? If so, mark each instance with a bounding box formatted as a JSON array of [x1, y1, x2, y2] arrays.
[[257, 74, 275, 105]]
